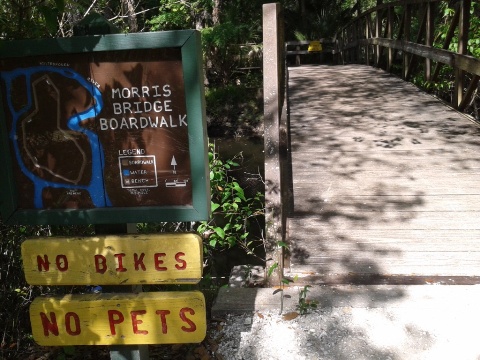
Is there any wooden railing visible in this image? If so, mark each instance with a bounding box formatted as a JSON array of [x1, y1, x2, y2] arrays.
[[335, 0, 480, 112], [285, 40, 336, 65]]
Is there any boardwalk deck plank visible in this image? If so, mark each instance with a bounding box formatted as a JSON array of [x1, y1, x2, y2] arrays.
[[286, 64, 480, 283]]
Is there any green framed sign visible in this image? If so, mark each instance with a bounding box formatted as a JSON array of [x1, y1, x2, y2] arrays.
[[0, 30, 210, 225]]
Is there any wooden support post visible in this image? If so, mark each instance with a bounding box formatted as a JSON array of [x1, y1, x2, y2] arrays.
[[459, 75, 480, 111], [425, 1, 434, 82], [375, 0, 383, 67], [356, 19, 362, 63], [387, 5, 393, 72], [94, 224, 149, 360], [454, 0, 471, 108], [365, 14, 370, 65], [403, 3, 411, 80], [263, 3, 285, 286]]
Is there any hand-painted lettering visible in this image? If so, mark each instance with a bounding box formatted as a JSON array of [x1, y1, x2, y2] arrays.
[[36, 255, 68, 272], [133, 253, 146, 271], [154, 253, 167, 271], [40, 312, 59, 336], [114, 253, 127, 272], [56, 255, 69, 272], [37, 255, 50, 271], [34, 303, 202, 343], [94, 254, 107, 274], [112, 100, 173, 115], [108, 310, 125, 335], [118, 148, 146, 155], [131, 310, 148, 335], [65, 312, 81, 336], [99, 115, 187, 130], [175, 252, 187, 270], [155, 310, 171, 334], [111, 85, 171, 99], [179, 308, 196, 333]]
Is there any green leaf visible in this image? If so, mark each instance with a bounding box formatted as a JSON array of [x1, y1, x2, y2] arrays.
[[211, 202, 220, 212], [214, 227, 225, 239], [233, 182, 246, 200], [267, 262, 278, 277], [277, 241, 289, 249]]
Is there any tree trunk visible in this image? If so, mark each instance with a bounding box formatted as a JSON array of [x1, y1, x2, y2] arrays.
[[212, 0, 222, 25], [123, 0, 138, 32]]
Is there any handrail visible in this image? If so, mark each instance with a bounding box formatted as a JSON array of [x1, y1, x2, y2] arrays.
[[335, 0, 480, 113]]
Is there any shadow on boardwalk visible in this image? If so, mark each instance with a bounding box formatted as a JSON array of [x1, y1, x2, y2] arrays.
[[286, 64, 480, 282]]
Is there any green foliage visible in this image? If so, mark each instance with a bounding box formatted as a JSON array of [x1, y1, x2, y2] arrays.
[[282, 0, 375, 40], [436, 1, 480, 58], [202, 22, 260, 85], [197, 144, 264, 259], [294, 30, 307, 41], [411, 1, 480, 109], [202, 22, 251, 50], [0, 0, 56, 39], [297, 285, 318, 315], [147, 0, 213, 31], [148, 1, 193, 30], [0, 223, 51, 358]]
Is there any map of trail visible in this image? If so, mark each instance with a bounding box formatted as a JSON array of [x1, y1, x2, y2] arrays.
[[1, 66, 111, 209], [1, 49, 193, 211]]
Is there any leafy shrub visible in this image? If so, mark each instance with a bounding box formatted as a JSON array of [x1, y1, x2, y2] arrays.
[[198, 144, 264, 257]]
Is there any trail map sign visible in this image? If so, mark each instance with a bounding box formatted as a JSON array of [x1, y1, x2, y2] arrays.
[[0, 31, 209, 224]]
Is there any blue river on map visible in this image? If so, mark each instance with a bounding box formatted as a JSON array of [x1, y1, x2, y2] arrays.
[[0, 66, 111, 208]]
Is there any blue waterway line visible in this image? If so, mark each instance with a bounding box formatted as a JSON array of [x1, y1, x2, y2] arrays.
[[0, 66, 112, 208]]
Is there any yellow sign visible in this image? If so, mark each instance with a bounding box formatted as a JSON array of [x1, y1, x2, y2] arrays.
[[30, 292, 206, 346], [308, 41, 322, 52], [21, 233, 202, 285]]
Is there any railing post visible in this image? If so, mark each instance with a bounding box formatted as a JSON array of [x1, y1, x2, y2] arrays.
[[454, 0, 471, 108], [403, 2, 412, 80], [356, 19, 362, 62], [425, 1, 435, 82], [387, 4, 393, 72], [365, 14, 370, 65], [263, 2, 285, 286], [375, 0, 383, 67]]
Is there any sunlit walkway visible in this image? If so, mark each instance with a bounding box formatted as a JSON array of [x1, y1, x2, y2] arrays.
[[286, 64, 480, 283]]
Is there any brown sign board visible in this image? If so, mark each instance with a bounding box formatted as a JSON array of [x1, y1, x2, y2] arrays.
[[21, 233, 203, 285], [30, 292, 206, 346], [0, 31, 210, 224]]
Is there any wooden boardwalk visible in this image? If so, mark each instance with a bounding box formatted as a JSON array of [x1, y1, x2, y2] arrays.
[[286, 64, 480, 284]]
